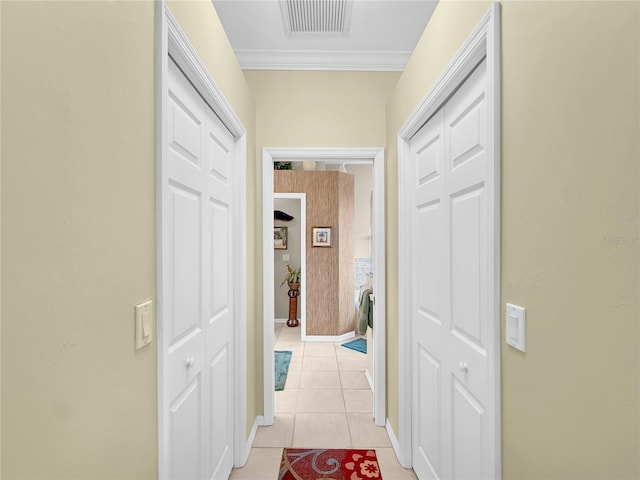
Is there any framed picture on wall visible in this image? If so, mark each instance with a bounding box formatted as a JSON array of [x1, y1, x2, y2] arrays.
[[274, 226, 288, 250], [312, 227, 332, 247]]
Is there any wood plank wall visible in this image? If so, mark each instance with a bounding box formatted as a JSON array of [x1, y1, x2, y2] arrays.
[[274, 170, 355, 336], [338, 173, 356, 334]]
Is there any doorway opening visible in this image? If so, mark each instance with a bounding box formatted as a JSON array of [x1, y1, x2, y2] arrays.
[[273, 193, 307, 336], [262, 148, 386, 429]]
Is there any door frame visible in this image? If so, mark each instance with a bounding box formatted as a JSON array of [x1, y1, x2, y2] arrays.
[[262, 147, 386, 427], [155, 2, 249, 475], [396, 4, 501, 473], [273, 193, 307, 335]]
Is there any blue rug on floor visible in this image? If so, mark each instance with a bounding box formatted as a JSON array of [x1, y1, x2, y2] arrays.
[[341, 338, 367, 354], [275, 350, 292, 391]]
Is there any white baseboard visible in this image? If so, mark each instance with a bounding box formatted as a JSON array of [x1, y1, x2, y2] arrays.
[[365, 369, 374, 393], [303, 331, 355, 343], [274, 318, 287, 324], [386, 419, 410, 469], [236, 415, 263, 467]]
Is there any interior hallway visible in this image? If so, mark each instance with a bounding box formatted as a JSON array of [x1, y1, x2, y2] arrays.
[[230, 324, 416, 479]]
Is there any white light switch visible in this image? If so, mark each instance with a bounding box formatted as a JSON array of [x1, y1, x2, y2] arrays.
[[282, 254, 290, 261], [135, 301, 153, 350], [506, 303, 526, 353]]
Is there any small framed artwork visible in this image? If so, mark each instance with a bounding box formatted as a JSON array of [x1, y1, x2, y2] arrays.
[[274, 226, 288, 250], [312, 227, 332, 247]]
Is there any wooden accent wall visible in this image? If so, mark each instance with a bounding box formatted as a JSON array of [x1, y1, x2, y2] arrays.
[[275, 170, 355, 336], [338, 173, 356, 334]]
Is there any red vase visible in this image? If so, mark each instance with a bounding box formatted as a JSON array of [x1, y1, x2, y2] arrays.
[[286, 282, 300, 327]]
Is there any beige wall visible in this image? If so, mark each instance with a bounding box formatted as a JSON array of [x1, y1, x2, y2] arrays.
[[387, 1, 639, 478], [1, 0, 256, 477], [499, 2, 638, 477], [245, 69, 399, 408], [245, 70, 400, 148], [346, 164, 373, 258], [2, 2, 157, 477]]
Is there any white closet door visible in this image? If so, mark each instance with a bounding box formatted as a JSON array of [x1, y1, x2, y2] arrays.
[[203, 92, 235, 480], [163, 58, 235, 480], [410, 59, 491, 480]]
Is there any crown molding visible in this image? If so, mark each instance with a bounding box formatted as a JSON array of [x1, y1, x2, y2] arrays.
[[236, 49, 411, 71]]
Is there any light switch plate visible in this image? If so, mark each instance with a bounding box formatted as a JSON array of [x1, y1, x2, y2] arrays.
[[135, 301, 153, 350], [506, 303, 526, 353]]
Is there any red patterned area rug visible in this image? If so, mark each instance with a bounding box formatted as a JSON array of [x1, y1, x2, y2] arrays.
[[279, 449, 382, 480]]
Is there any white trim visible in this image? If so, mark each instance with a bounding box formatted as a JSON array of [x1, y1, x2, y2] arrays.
[[274, 318, 288, 324], [236, 49, 411, 72], [262, 152, 275, 427], [154, 3, 168, 474], [396, 129, 412, 469], [371, 147, 386, 427], [165, 13, 245, 136], [238, 416, 264, 467], [487, 5, 502, 475], [365, 369, 374, 393], [274, 193, 307, 340], [262, 147, 386, 428], [396, 4, 501, 476], [385, 419, 402, 463], [156, 2, 249, 476], [233, 135, 248, 470], [306, 332, 356, 343]]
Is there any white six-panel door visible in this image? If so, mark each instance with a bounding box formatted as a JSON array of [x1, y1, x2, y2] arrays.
[[163, 58, 235, 480], [410, 59, 490, 480]]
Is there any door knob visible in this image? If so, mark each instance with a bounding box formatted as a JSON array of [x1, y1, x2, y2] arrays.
[[186, 357, 195, 368], [459, 361, 468, 373]]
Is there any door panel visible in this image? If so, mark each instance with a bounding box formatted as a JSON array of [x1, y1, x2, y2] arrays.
[[210, 199, 230, 319], [417, 347, 442, 474], [166, 59, 207, 480], [170, 378, 203, 479], [411, 59, 490, 480], [208, 346, 230, 478], [416, 201, 441, 323], [169, 183, 202, 340], [169, 90, 202, 168], [208, 130, 230, 183], [450, 185, 483, 349], [449, 95, 484, 170], [164, 58, 235, 480], [411, 108, 449, 480], [451, 379, 484, 479], [204, 106, 235, 480]]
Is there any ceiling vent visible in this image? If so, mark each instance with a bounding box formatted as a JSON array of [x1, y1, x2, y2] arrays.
[[279, 0, 353, 34]]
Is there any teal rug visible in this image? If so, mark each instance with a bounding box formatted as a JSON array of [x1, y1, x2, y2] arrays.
[[275, 350, 292, 391], [341, 338, 367, 354]]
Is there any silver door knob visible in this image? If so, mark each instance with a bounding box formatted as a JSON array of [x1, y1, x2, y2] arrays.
[[186, 357, 195, 368], [459, 361, 468, 373]]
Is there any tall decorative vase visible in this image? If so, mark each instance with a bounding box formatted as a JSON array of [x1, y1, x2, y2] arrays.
[[287, 282, 300, 327]]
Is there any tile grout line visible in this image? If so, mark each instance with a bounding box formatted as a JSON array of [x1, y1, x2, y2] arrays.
[[338, 351, 356, 448], [275, 326, 372, 449]]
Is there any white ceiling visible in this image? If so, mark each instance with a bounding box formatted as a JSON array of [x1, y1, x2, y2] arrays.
[[212, 0, 438, 71]]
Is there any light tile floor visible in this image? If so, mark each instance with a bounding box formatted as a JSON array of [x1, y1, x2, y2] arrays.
[[230, 324, 417, 480]]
